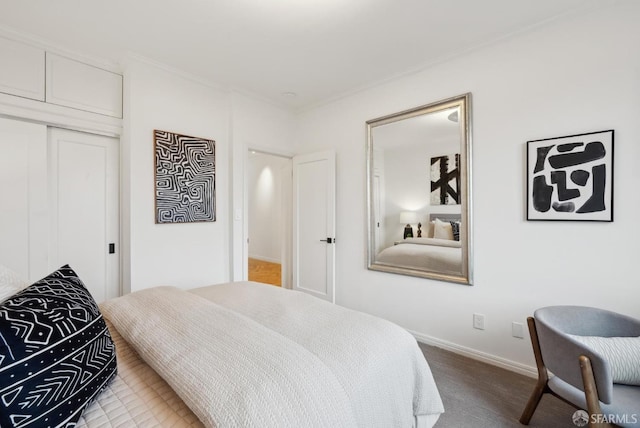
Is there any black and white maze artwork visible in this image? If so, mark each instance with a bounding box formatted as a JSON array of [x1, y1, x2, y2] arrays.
[[154, 130, 216, 223], [530, 132, 611, 216]]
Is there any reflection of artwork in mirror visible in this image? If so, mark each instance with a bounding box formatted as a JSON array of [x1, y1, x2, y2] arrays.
[[431, 153, 460, 205], [366, 93, 472, 285]]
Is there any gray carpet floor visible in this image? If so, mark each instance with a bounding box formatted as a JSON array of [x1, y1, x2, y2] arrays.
[[419, 342, 579, 427]]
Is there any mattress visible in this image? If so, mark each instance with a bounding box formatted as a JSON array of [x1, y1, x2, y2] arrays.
[[76, 319, 202, 428]]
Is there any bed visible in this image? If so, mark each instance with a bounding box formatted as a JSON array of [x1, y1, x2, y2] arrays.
[[376, 213, 462, 274], [376, 237, 462, 273], [0, 265, 444, 428]]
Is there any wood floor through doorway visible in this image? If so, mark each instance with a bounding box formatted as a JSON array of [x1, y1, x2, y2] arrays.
[[248, 258, 281, 287]]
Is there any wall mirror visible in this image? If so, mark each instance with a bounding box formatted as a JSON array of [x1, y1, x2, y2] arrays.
[[366, 93, 472, 284]]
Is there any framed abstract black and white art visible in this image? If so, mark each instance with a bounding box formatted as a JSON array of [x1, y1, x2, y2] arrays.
[[430, 153, 460, 205], [154, 130, 216, 224], [526, 130, 613, 222]]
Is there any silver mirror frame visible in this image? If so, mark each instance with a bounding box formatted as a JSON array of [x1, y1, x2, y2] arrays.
[[366, 93, 473, 285]]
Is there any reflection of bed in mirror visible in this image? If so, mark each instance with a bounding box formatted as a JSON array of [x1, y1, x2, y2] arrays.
[[376, 214, 462, 274]]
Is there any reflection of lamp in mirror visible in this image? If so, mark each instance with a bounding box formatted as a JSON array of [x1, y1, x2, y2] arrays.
[[399, 211, 418, 239]]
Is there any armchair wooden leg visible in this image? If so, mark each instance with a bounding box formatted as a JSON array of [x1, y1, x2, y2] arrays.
[[579, 355, 613, 428], [520, 317, 550, 425], [519, 379, 550, 424]]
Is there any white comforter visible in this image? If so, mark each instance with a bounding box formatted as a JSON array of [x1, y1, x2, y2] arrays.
[[101, 282, 444, 428], [376, 238, 462, 274]]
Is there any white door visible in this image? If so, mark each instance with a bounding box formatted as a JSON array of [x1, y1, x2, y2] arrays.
[[292, 150, 336, 303], [0, 117, 49, 282], [48, 128, 119, 303]]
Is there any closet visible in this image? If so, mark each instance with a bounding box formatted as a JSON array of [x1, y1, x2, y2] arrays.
[[0, 35, 122, 303], [0, 118, 120, 302]]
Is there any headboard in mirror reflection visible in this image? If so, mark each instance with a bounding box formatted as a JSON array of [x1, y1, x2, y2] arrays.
[[366, 93, 472, 284]]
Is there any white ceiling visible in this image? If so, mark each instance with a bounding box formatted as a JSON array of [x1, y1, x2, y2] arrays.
[[0, 0, 611, 110]]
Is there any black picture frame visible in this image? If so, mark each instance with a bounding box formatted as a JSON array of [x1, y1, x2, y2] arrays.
[[526, 130, 613, 222]]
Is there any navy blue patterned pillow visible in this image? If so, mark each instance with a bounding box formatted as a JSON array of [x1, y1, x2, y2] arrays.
[[0, 265, 117, 427], [450, 221, 461, 241]]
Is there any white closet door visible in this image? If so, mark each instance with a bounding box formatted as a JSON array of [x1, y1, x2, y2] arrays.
[[48, 128, 119, 302], [0, 117, 48, 281]]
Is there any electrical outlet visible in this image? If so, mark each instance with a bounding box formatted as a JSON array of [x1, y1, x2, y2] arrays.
[[473, 313, 485, 330], [512, 322, 524, 339]]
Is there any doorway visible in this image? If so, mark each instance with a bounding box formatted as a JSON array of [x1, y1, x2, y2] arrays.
[[246, 150, 292, 287]]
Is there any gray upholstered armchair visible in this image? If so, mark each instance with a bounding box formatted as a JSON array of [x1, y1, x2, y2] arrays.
[[520, 306, 640, 428]]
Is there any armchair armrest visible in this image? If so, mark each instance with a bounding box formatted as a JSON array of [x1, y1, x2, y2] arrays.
[[536, 316, 614, 403]]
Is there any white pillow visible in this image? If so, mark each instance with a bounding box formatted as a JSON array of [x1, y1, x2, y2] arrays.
[[427, 221, 435, 238], [569, 334, 640, 386], [0, 264, 28, 302], [433, 218, 454, 240]]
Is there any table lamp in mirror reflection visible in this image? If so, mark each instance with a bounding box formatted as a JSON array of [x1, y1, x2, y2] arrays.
[[400, 211, 418, 239]]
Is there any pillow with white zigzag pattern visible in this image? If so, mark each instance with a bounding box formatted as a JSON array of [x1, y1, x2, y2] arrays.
[[570, 334, 640, 386], [0, 265, 117, 427]]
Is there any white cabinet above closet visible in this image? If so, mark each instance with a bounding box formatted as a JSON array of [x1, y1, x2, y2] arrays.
[[0, 37, 45, 101], [46, 53, 123, 118], [0, 35, 123, 119]]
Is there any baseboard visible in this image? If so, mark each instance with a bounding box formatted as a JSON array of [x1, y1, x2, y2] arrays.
[[247, 255, 280, 264], [409, 329, 537, 378]]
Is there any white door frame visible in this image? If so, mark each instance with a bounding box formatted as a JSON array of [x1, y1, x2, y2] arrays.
[[233, 143, 336, 300]]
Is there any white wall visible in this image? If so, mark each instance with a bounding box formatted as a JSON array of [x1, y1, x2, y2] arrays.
[[122, 59, 231, 291], [117, 59, 299, 292], [294, 2, 640, 371]]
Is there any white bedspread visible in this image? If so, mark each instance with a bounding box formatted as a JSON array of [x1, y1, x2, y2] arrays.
[[77, 319, 202, 427], [376, 239, 462, 274], [101, 283, 444, 428]]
